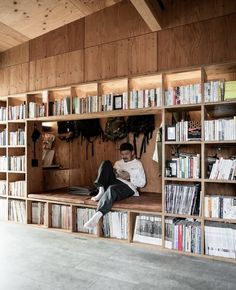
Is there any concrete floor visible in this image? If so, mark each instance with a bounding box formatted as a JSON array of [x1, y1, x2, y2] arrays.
[[0, 222, 235, 290]]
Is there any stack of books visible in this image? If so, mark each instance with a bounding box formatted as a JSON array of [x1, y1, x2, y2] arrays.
[[209, 157, 236, 180], [0, 129, 6, 146], [8, 104, 26, 120], [165, 217, 201, 254], [205, 195, 236, 219], [32, 202, 46, 225], [51, 204, 71, 229], [133, 214, 162, 245], [76, 208, 97, 234], [205, 222, 236, 258], [165, 84, 201, 106], [165, 184, 201, 215], [0, 180, 7, 195], [0, 156, 7, 171], [224, 80, 236, 101], [8, 199, 26, 223], [28, 102, 46, 118], [130, 88, 162, 109], [0, 107, 6, 121], [204, 80, 224, 102], [49, 97, 70, 116], [9, 128, 25, 146], [0, 198, 8, 220], [8, 155, 26, 171], [204, 117, 236, 141], [9, 180, 26, 197], [103, 211, 128, 239]]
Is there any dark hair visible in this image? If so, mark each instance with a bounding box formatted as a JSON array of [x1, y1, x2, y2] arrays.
[[119, 142, 133, 152]]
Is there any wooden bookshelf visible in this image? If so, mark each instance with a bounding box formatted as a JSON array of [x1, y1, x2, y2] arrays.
[[0, 61, 235, 263]]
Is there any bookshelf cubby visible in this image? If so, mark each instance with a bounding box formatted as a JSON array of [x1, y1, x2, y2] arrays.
[[27, 91, 48, 119], [0, 61, 235, 263]]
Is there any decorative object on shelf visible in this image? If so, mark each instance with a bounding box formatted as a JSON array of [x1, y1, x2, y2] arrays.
[[165, 160, 177, 177], [166, 125, 176, 141], [113, 94, 123, 110]]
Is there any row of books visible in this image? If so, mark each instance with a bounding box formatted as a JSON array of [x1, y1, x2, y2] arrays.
[[166, 153, 200, 179], [32, 202, 46, 225], [0, 129, 6, 146], [209, 157, 236, 180], [0, 107, 6, 121], [103, 211, 128, 239], [8, 105, 26, 120], [49, 97, 70, 116], [0, 198, 7, 220], [0, 156, 25, 171], [129, 88, 162, 109], [204, 80, 236, 103], [8, 199, 26, 223], [169, 120, 201, 141], [51, 204, 71, 229], [204, 117, 236, 141], [165, 84, 201, 106], [9, 129, 25, 146], [165, 184, 201, 215], [28, 102, 46, 118], [205, 222, 236, 258], [205, 196, 236, 219], [0, 180, 6, 195], [165, 217, 201, 254], [204, 80, 224, 103], [76, 208, 97, 234], [9, 180, 26, 197], [8, 155, 26, 172], [133, 214, 162, 245]]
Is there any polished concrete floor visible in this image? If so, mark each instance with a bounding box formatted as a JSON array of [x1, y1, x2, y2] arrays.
[[0, 221, 235, 290]]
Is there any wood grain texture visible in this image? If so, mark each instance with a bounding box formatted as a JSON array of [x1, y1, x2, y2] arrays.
[[67, 18, 85, 52], [84, 46, 102, 82], [101, 39, 129, 79], [30, 18, 84, 61], [9, 63, 29, 94], [29, 56, 56, 91], [158, 13, 236, 71], [0, 42, 29, 68], [161, 0, 236, 29], [85, 0, 150, 47], [0, 67, 10, 96], [0, 21, 29, 52], [129, 32, 157, 75]]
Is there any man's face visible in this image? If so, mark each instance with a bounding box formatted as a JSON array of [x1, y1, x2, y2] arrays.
[[120, 150, 133, 162]]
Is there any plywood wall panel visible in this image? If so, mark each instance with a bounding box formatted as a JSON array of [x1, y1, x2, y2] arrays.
[[161, 0, 236, 29], [30, 34, 47, 61], [45, 25, 69, 58], [158, 21, 209, 70], [158, 13, 236, 71], [0, 42, 29, 68], [210, 14, 236, 63], [56, 50, 84, 87], [85, 46, 102, 82], [9, 63, 29, 94], [29, 56, 57, 91], [0, 67, 10, 96], [129, 33, 157, 75], [85, 0, 150, 47], [67, 18, 85, 52], [101, 39, 128, 79]]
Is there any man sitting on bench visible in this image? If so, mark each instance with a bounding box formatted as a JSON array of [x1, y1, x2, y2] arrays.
[[84, 142, 146, 229]]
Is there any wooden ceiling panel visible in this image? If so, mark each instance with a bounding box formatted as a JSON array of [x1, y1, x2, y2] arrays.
[[0, 0, 122, 52], [0, 22, 29, 52]]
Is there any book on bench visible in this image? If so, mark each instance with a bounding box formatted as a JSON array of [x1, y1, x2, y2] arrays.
[[67, 185, 97, 196]]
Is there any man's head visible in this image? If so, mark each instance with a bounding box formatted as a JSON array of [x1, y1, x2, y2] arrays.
[[119, 142, 134, 162]]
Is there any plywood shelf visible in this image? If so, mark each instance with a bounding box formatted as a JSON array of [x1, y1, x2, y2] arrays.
[[165, 141, 202, 145], [204, 179, 236, 184], [204, 217, 236, 224], [164, 213, 202, 219], [27, 107, 162, 122], [164, 177, 202, 182]]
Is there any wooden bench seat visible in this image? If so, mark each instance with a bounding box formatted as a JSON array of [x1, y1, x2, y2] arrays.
[[28, 189, 162, 213]]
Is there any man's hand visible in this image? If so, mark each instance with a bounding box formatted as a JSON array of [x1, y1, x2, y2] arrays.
[[117, 170, 130, 181]]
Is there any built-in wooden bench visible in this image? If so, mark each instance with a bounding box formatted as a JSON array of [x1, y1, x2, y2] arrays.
[[28, 189, 162, 213]]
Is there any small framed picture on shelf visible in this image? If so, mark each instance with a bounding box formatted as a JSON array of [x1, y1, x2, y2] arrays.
[[166, 126, 176, 141], [166, 160, 177, 177], [113, 94, 123, 110]]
